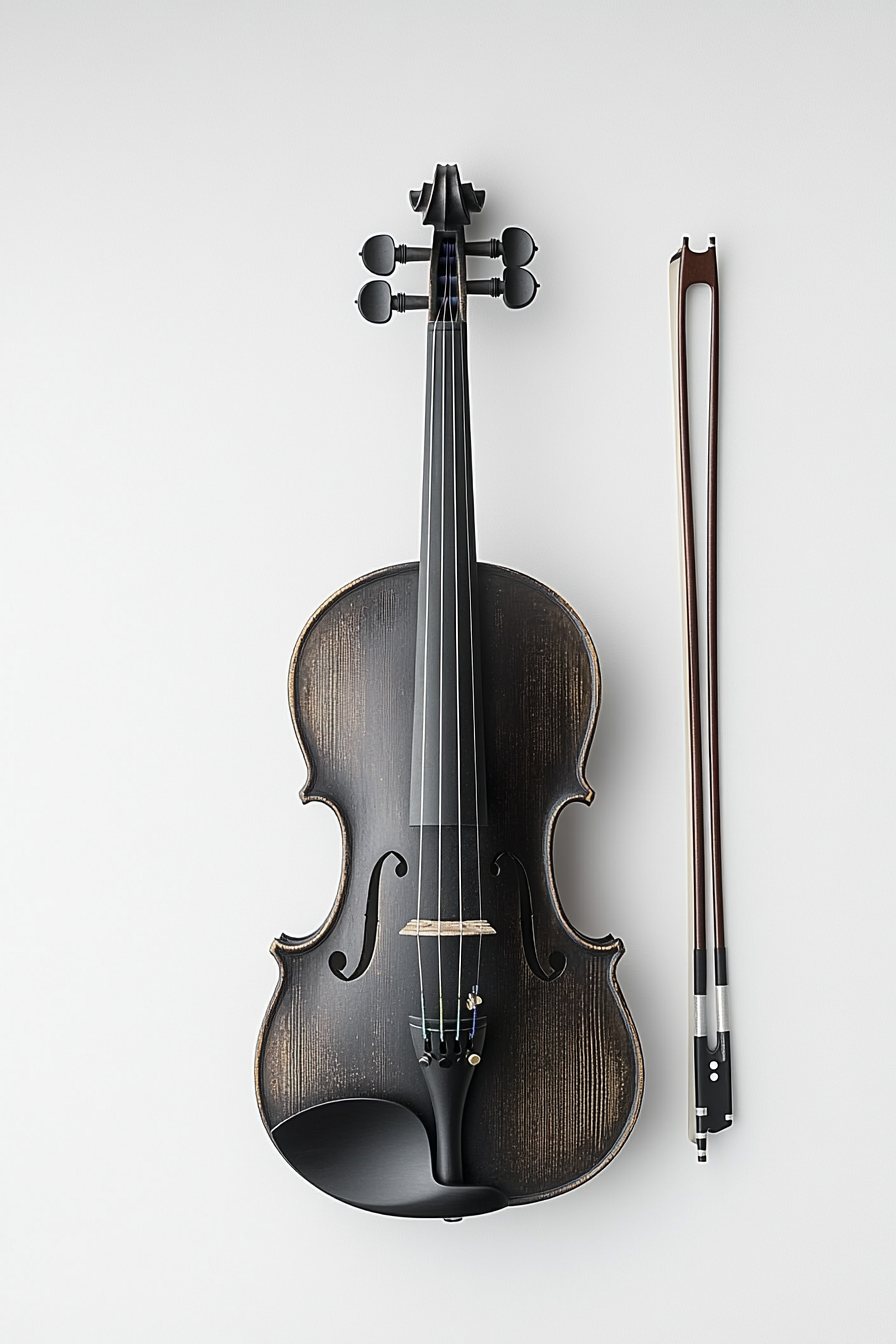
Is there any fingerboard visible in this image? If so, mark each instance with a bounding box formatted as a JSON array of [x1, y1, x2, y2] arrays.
[[409, 312, 488, 827]]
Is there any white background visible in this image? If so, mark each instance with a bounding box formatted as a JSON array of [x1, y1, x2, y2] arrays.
[[2, 3, 893, 1340]]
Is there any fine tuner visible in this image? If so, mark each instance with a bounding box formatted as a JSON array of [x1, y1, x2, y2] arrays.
[[357, 192, 539, 323]]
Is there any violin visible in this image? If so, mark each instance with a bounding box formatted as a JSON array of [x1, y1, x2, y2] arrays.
[[255, 165, 643, 1218]]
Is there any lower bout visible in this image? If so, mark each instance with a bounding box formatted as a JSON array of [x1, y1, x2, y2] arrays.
[[257, 946, 642, 1205]]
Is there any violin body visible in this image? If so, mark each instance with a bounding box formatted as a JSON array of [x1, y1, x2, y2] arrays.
[[257, 562, 642, 1203], [256, 167, 642, 1217]]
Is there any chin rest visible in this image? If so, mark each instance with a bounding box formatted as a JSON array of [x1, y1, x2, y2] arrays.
[[271, 1098, 508, 1219]]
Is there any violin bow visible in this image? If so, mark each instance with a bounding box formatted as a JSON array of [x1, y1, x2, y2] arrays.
[[669, 237, 733, 1161]]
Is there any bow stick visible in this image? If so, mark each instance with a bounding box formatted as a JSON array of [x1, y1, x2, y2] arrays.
[[670, 237, 733, 1161]]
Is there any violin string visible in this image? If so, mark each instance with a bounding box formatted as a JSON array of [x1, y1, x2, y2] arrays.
[[459, 325, 485, 1009], [414, 244, 448, 1033], [436, 239, 450, 1043], [450, 242, 465, 1040]]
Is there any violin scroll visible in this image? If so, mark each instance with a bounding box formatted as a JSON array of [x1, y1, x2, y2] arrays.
[[409, 172, 485, 226]]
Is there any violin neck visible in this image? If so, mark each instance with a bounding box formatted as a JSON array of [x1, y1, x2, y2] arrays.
[[409, 316, 488, 827]]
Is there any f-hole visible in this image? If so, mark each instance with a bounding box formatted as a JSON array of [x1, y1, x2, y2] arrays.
[[492, 853, 566, 981], [328, 851, 408, 981]]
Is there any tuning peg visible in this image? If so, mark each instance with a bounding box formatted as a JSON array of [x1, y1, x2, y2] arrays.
[[360, 235, 432, 276], [356, 280, 428, 323], [500, 228, 537, 268], [466, 267, 538, 309], [466, 228, 537, 268], [502, 266, 538, 309]]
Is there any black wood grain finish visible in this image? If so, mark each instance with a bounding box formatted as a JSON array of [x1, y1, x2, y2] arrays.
[[256, 562, 643, 1204]]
